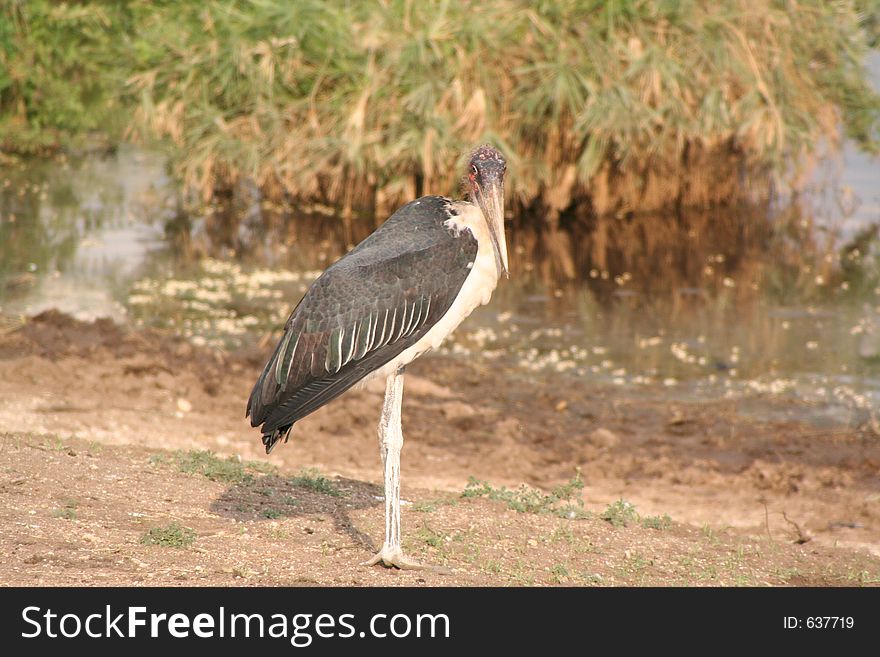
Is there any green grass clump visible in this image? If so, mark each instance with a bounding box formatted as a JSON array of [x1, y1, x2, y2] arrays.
[[140, 523, 196, 549], [289, 468, 344, 497], [173, 450, 275, 484], [411, 500, 442, 513], [462, 470, 586, 518], [416, 525, 447, 549], [600, 500, 672, 530], [642, 514, 673, 530], [551, 563, 571, 584], [52, 499, 78, 520], [411, 497, 458, 513]]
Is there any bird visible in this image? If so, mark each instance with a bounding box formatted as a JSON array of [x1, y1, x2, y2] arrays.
[[246, 144, 508, 569]]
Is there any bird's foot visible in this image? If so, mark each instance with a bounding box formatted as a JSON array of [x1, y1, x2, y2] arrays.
[[363, 546, 451, 574]]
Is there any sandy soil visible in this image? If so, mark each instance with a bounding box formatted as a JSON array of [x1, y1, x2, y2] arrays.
[[0, 311, 878, 586]]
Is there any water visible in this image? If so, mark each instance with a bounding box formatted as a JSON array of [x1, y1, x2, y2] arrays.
[[836, 51, 880, 240], [0, 101, 878, 430], [0, 145, 169, 321]]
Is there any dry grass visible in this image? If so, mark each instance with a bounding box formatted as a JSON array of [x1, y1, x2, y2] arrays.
[[1, 1, 878, 246], [124, 0, 879, 223]]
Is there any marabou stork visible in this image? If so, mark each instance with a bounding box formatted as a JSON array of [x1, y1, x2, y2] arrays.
[[246, 144, 508, 569]]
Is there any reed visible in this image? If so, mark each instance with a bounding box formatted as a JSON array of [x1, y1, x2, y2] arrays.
[[124, 0, 879, 223], [2, 1, 878, 226]]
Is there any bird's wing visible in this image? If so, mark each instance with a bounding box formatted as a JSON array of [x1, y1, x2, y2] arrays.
[[246, 197, 478, 436]]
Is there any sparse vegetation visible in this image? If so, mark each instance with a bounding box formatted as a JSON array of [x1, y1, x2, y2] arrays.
[[52, 499, 78, 520], [642, 514, 673, 530], [140, 523, 196, 549], [462, 470, 586, 518], [847, 569, 880, 585], [411, 500, 441, 513], [171, 449, 275, 484], [702, 523, 720, 544], [289, 468, 344, 497], [600, 500, 674, 530], [2, 429, 880, 586], [39, 436, 67, 452], [550, 563, 570, 584], [600, 499, 640, 528], [416, 524, 448, 549]]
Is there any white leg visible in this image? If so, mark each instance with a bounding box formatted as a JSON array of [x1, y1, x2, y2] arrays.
[[380, 366, 404, 553], [364, 366, 441, 570]]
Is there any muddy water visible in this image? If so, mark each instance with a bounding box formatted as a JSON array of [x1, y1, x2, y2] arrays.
[[1, 95, 878, 430], [0, 145, 169, 321]]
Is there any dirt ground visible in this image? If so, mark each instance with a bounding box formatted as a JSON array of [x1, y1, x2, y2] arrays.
[[1, 310, 878, 586]]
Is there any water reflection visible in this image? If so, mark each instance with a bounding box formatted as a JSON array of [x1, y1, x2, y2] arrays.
[[119, 189, 880, 423], [0, 145, 169, 320]]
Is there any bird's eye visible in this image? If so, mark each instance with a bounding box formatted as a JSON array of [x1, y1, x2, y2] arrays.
[[470, 164, 478, 176]]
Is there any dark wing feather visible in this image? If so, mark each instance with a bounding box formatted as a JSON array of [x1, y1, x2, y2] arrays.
[[246, 196, 477, 443]]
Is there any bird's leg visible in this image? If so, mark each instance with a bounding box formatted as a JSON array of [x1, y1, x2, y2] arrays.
[[364, 367, 441, 571]]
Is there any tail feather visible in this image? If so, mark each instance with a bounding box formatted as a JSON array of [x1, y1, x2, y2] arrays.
[[262, 425, 293, 454]]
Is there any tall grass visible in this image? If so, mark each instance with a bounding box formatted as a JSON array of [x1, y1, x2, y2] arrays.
[[125, 0, 880, 224], [1, 1, 878, 226], [0, 0, 133, 153]]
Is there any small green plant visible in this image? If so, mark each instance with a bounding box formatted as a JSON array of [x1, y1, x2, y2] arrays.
[[269, 527, 289, 541], [173, 450, 275, 484], [261, 508, 281, 519], [628, 552, 652, 571], [508, 560, 536, 586], [416, 525, 447, 549], [412, 496, 458, 513], [462, 470, 586, 518], [733, 574, 754, 587], [550, 525, 576, 545], [702, 523, 719, 543], [52, 499, 78, 520], [140, 523, 196, 548], [41, 437, 67, 452], [600, 499, 639, 528], [642, 514, 673, 530], [411, 500, 440, 513], [847, 569, 880, 585], [289, 468, 343, 497], [551, 563, 570, 583], [774, 567, 802, 581], [484, 560, 502, 575]]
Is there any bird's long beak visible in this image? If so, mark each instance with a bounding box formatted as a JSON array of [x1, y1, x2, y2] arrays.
[[477, 180, 509, 278]]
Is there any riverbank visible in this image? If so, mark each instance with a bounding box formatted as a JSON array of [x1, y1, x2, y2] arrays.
[[1, 311, 877, 585]]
